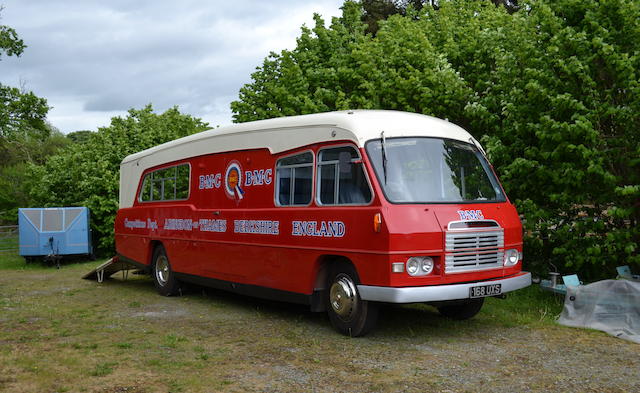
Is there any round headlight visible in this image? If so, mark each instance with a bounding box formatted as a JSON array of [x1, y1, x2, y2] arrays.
[[406, 258, 420, 276], [504, 249, 519, 266], [421, 257, 434, 275], [406, 256, 434, 276]]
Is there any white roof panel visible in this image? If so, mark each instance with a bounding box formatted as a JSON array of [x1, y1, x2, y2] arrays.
[[118, 110, 477, 208]]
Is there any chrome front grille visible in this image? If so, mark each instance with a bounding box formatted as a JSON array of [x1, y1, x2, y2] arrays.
[[445, 229, 504, 273]]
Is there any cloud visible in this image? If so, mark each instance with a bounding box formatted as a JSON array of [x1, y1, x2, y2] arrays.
[[0, 0, 344, 133]]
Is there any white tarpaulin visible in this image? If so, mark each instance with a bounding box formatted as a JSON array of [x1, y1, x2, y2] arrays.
[[558, 279, 640, 343]]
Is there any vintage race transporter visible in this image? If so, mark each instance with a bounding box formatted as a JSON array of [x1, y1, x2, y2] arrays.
[[115, 110, 531, 336]]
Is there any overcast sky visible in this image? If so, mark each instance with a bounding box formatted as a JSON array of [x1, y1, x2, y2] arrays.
[[0, 0, 344, 133]]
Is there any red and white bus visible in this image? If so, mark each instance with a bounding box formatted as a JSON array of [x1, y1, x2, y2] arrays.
[[115, 110, 531, 336]]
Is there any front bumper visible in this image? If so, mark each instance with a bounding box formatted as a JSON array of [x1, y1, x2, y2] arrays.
[[357, 271, 531, 303]]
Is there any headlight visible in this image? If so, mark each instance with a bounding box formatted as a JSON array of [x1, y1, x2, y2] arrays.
[[406, 257, 434, 276], [504, 249, 519, 266], [406, 258, 420, 275], [421, 258, 434, 274]]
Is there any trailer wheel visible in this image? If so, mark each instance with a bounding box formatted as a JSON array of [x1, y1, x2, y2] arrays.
[[152, 245, 181, 296], [326, 263, 378, 337], [437, 298, 484, 320]]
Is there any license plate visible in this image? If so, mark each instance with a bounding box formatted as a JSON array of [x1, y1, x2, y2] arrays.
[[469, 284, 502, 298]]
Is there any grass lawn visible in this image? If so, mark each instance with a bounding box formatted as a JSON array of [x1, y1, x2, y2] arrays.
[[0, 251, 637, 393]]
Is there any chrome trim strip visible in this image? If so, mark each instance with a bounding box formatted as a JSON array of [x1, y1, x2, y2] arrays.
[[357, 272, 531, 303]]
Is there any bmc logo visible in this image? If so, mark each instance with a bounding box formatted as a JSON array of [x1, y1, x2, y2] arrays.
[[244, 169, 273, 186], [457, 210, 484, 221]]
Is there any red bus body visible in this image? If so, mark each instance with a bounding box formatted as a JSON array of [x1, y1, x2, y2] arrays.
[[114, 110, 531, 335]]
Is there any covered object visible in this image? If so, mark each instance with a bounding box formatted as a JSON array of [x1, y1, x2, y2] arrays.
[[558, 279, 640, 344], [18, 207, 92, 258]]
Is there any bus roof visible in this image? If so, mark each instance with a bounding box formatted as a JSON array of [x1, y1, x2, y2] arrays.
[[119, 110, 478, 208]]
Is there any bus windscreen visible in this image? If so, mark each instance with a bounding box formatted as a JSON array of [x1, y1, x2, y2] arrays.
[[366, 137, 506, 204]]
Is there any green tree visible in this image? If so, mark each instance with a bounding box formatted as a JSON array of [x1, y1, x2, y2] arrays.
[[475, 0, 640, 279], [0, 6, 25, 60], [361, 0, 403, 34], [0, 8, 50, 161], [0, 127, 71, 223], [232, 2, 369, 121], [0, 7, 49, 145], [232, 0, 639, 279], [232, 1, 470, 124], [0, 85, 51, 157], [0, 7, 62, 224], [66, 130, 95, 144], [29, 106, 209, 253]]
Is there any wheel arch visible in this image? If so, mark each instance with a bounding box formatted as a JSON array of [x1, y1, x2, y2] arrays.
[[148, 240, 164, 265], [310, 254, 358, 312]]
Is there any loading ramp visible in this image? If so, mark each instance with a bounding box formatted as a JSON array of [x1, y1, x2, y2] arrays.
[[82, 257, 146, 283]]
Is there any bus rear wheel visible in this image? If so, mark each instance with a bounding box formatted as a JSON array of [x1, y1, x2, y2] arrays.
[[437, 298, 484, 320], [152, 245, 181, 296], [326, 263, 378, 337]]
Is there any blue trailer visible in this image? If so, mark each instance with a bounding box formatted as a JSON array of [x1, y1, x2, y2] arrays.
[[18, 207, 93, 265]]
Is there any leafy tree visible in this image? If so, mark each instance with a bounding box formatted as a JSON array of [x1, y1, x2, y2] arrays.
[[0, 85, 51, 155], [361, 0, 404, 34], [232, 1, 469, 124], [0, 8, 50, 158], [0, 7, 61, 224], [29, 106, 209, 253], [0, 128, 71, 223], [361, 1, 517, 35], [491, 0, 519, 13], [0, 6, 25, 60], [232, 0, 639, 279], [475, 0, 640, 279], [66, 130, 95, 144], [232, 2, 369, 121]]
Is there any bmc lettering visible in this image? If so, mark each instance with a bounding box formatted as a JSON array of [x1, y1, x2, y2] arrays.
[[199, 173, 221, 189], [457, 210, 485, 221], [244, 169, 273, 186], [291, 221, 346, 238]]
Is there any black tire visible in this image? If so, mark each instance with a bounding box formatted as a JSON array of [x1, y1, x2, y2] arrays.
[[152, 245, 181, 296], [437, 298, 484, 320], [326, 262, 378, 337]]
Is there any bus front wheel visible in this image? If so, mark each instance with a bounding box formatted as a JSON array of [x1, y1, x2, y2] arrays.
[[326, 263, 378, 337], [152, 245, 181, 296]]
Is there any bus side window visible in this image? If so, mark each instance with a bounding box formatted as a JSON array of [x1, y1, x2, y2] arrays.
[[137, 163, 190, 203], [276, 152, 313, 206], [175, 164, 190, 200], [139, 174, 152, 202], [318, 146, 372, 205]]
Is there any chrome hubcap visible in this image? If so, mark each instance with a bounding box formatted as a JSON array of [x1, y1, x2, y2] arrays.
[[330, 274, 358, 320], [155, 255, 169, 286]]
